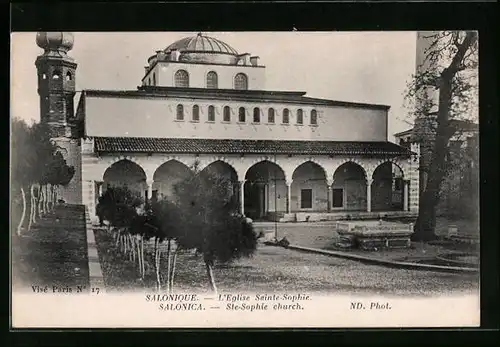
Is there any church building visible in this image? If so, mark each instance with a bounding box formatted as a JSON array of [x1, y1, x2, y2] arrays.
[[35, 32, 420, 222]]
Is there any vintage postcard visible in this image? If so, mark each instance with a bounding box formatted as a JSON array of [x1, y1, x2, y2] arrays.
[[10, 31, 479, 328]]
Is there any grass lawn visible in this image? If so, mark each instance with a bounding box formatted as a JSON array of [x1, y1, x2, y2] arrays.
[[11, 205, 90, 292]]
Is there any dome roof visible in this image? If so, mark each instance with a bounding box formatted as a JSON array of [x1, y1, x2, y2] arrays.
[[164, 33, 238, 55], [36, 32, 74, 52]]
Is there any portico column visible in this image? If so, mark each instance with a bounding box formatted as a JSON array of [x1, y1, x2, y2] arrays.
[[327, 179, 333, 212], [403, 180, 409, 211], [239, 180, 245, 216], [97, 182, 103, 197], [366, 178, 373, 213], [286, 180, 292, 213], [147, 179, 153, 203]]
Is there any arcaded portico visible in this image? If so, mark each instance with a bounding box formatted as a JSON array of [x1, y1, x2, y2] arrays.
[[81, 137, 419, 221]]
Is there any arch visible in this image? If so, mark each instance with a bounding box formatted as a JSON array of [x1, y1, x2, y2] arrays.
[[371, 158, 405, 180], [207, 105, 215, 122], [296, 109, 303, 125], [234, 73, 248, 90], [152, 72, 156, 86], [66, 71, 73, 81], [332, 161, 368, 211], [192, 105, 200, 121], [371, 160, 405, 212], [200, 160, 239, 184], [244, 160, 288, 220], [282, 108, 290, 124], [52, 70, 61, 80], [292, 160, 328, 182], [238, 107, 246, 122], [333, 159, 368, 180], [253, 107, 261, 123], [223, 106, 231, 122], [153, 159, 193, 201], [268, 108, 275, 123], [206, 71, 218, 89], [102, 159, 148, 198], [174, 69, 189, 87], [310, 109, 318, 125], [176, 104, 184, 120], [291, 161, 328, 212]]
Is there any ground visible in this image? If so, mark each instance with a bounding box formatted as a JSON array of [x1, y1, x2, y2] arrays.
[[253, 219, 479, 264], [95, 229, 479, 296], [11, 205, 90, 292]]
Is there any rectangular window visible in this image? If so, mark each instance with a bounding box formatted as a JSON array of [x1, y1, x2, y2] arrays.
[[300, 189, 313, 209], [332, 188, 343, 208]]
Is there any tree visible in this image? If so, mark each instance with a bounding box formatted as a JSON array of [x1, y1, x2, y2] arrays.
[[11, 118, 37, 235], [174, 162, 257, 294], [11, 118, 75, 234], [404, 31, 478, 241]]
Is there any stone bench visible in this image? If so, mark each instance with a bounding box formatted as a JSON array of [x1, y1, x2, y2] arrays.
[[336, 221, 414, 251]]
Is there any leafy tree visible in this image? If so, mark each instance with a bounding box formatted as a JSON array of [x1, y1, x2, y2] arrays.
[[11, 118, 37, 235], [11, 118, 75, 234], [174, 161, 257, 294], [404, 31, 478, 241]]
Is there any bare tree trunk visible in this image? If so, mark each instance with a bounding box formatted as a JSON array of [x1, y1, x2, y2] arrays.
[[166, 239, 171, 293], [155, 238, 161, 291], [37, 184, 43, 218], [16, 186, 27, 236], [141, 236, 145, 278], [169, 246, 178, 293], [28, 184, 35, 231], [204, 258, 218, 295]]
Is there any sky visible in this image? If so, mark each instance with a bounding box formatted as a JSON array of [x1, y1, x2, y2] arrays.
[[10, 32, 417, 141]]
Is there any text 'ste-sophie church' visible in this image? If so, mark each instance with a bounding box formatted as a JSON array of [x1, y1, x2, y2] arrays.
[[35, 32, 420, 222]]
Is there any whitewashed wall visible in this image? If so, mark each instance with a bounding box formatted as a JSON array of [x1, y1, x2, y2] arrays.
[[84, 96, 388, 142]]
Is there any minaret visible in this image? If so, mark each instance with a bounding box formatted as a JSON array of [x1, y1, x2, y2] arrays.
[[35, 32, 77, 137], [35, 32, 81, 204]]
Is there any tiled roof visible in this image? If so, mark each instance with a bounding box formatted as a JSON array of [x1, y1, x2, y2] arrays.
[[93, 137, 413, 156]]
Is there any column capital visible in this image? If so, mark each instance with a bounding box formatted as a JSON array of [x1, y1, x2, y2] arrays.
[[366, 178, 373, 186], [327, 178, 334, 187], [285, 179, 293, 187], [146, 179, 154, 186]]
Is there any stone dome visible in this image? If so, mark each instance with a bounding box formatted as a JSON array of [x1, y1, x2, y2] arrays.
[[159, 33, 241, 65], [36, 32, 74, 53], [165, 33, 238, 55]]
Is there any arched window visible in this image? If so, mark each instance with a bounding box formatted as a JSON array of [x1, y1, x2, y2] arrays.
[[297, 109, 303, 124], [176, 104, 184, 120], [282, 108, 290, 124], [268, 108, 275, 123], [253, 108, 260, 123], [152, 73, 156, 86], [223, 106, 231, 122], [238, 107, 246, 122], [174, 70, 189, 87], [208, 105, 215, 122], [192, 105, 200, 122], [148, 78, 151, 85], [206, 71, 218, 89], [52, 71, 61, 80], [234, 73, 248, 90], [66, 71, 72, 81], [310, 109, 318, 125]]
